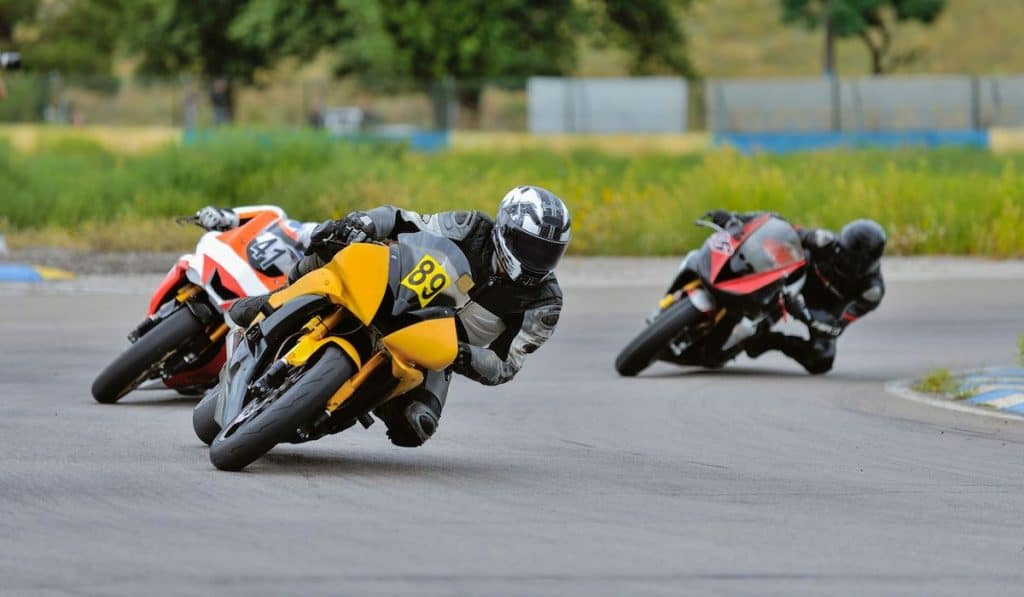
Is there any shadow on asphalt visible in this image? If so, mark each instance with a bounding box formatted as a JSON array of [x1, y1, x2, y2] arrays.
[[634, 365, 874, 383], [250, 450, 498, 478], [106, 393, 201, 407]]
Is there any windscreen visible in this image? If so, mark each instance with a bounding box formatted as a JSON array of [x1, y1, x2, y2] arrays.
[[389, 232, 475, 315], [726, 218, 804, 277]]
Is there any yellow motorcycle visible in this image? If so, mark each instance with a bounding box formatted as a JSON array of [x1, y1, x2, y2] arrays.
[[195, 231, 475, 471]]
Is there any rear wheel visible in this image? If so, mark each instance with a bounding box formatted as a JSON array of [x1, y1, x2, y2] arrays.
[[615, 299, 706, 377], [91, 307, 204, 403], [209, 347, 355, 472]]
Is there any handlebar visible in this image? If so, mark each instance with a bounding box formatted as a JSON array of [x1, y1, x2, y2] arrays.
[[175, 215, 201, 227], [694, 218, 727, 234]]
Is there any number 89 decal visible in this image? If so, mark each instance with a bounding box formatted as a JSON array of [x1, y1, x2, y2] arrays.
[[401, 254, 451, 308]]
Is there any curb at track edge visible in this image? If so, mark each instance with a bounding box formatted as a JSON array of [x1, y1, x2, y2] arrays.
[[885, 377, 1024, 423]]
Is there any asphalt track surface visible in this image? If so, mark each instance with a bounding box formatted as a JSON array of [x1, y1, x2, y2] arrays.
[[3, 261, 1024, 596]]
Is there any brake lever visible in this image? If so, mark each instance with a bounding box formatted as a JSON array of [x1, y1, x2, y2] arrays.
[[175, 215, 202, 227]]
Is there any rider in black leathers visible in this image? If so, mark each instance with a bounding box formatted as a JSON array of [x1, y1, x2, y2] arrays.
[[229, 186, 572, 447], [671, 210, 886, 374]]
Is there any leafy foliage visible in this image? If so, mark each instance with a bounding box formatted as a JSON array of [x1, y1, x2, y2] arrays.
[[594, 0, 696, 76], [781, 0, 947, 74], [2, 0, 121, 74]]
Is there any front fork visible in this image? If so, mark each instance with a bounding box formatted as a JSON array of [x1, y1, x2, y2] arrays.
[[129, 284, 204, 343]]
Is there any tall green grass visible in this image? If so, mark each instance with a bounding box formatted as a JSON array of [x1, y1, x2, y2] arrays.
[[2, 130, 1023, 256]]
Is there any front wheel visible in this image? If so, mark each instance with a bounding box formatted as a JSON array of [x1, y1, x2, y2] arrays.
[[615, 299, 707, 377], [91, 307, 204, 403], [192, 387, 221, 446], [209, 347, 355, 472]]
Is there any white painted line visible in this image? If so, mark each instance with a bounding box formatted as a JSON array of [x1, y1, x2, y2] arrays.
[[978, 393, 1024, 409], [885, 379, 1024, 423]]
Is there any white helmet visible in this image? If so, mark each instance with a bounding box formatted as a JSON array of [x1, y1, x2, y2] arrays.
[[492, 186, 571, 286]]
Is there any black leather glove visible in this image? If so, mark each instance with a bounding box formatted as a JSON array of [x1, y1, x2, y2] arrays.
[[306, 212, 377, 257], [807, 311, 844, 338], [451, 342, 474, 376], [702, 209, 733, 228]]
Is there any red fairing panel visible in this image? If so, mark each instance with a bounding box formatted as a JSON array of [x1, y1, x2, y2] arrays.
[[714, 261, 806, 294], [147, 260, 189, 315], [202, 254, 247, 308], [163, 345, 227, 389], [708, 214, 772, 283]]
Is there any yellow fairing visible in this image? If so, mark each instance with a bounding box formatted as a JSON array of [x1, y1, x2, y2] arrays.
[[382, 317, 458, 371], [335, 243, 390, 325], [266, 243, 389, 326], [283, 311, 361, 370], [385, 356, 425, 400], [268, 268, 343, 309], [284, 335, 361, 371]]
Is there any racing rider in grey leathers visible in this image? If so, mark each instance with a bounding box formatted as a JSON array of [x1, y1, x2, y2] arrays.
[[229, 186, 572, 448]]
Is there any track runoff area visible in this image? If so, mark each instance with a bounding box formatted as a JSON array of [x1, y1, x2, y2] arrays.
[[2, 257, 1024, 595]]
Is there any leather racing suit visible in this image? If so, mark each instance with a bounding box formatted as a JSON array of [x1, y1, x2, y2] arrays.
[[236, 205, 564, 447], [700, 211, 885, 374]]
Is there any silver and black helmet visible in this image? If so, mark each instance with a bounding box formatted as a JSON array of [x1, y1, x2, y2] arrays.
[[492, 186, 571, 286]]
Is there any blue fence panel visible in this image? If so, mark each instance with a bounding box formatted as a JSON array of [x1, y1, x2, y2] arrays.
[[715, 130, 990, 154]]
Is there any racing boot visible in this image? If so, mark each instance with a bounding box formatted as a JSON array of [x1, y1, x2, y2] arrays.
[[378, 392, 442, 448], [744, 321, 777, 358], [227, 294, 272, 328]]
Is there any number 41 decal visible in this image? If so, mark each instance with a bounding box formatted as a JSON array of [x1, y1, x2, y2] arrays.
[[401, 254, 451, 308]]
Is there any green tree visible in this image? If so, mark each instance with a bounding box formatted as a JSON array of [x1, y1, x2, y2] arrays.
[[332, 0, 695, 127], [781, 0, 947, 75], [593, 0, 696, 77], [119, 0, 354, 122], [332, 0, 580, 127], [20, 0, 123, 74], [0, 0, 35, 48]]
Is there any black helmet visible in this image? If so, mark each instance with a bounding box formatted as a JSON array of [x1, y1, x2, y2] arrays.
[[492, 186, 571, 286], [834, 219, 886, 279]]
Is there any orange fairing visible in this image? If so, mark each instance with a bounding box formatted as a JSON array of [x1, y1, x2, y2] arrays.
[[382, 317, 458, 371], [215, 211, 288, 290]]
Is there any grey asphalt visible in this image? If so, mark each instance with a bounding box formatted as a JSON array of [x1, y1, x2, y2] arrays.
[[2, 262, 1024, 596]]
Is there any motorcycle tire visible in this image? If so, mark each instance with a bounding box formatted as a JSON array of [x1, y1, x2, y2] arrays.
[[615, 299, 705, 377], [192, 387, 221, 446], [91, 307, 204, 404], [209, 347, 355, 472]]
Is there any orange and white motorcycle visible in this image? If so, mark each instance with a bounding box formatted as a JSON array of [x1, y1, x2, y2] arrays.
[[91, 208, 308, 403]]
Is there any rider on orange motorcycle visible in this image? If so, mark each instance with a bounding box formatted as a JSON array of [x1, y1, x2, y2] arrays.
[[195, 205, 318, 241]]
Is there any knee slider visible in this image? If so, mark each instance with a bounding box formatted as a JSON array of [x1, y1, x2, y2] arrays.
[[804, 357, 834, 375], [386, 396, 441, 448]]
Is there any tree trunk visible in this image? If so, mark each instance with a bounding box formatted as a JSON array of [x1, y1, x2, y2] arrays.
[[456, 85, 483, 129], [428, 78, 457, 130], [823, 0, 836, 75], [870, 47, 884, 75]]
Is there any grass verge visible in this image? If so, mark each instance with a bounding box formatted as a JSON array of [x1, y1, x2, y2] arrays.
[[1, 130, 1023, 255], [913, 368, 975, 400]]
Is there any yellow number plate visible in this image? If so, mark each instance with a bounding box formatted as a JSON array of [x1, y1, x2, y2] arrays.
[[401, 254, 451, 308]]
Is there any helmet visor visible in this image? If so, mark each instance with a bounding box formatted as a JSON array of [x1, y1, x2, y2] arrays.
[[502, 226, 568, 276], [834, 249, 876, 279]]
